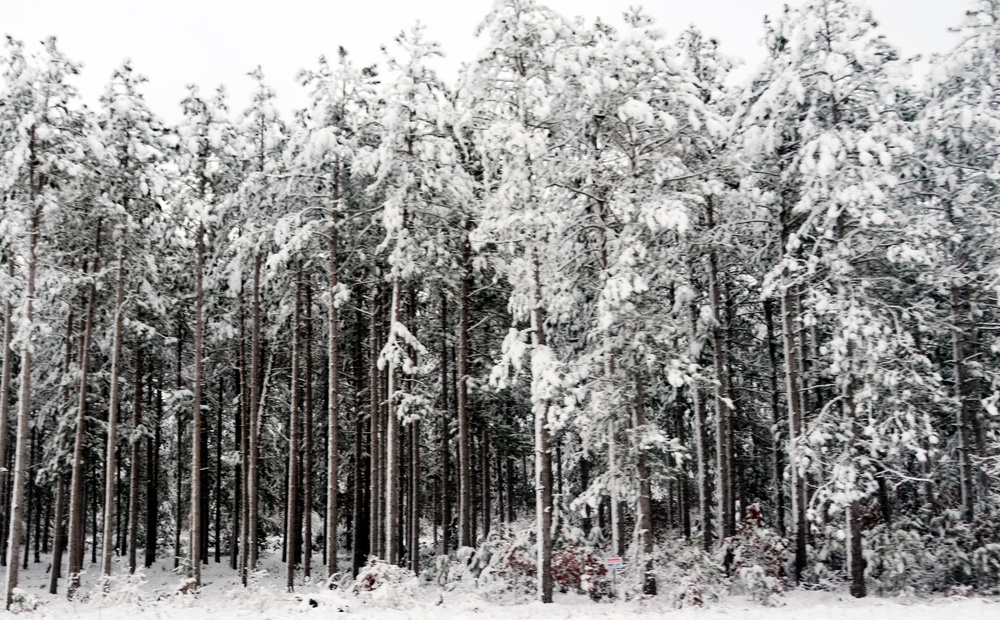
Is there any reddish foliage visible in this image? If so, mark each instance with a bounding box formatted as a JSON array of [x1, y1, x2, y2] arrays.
[[551, 545, 609, 599]]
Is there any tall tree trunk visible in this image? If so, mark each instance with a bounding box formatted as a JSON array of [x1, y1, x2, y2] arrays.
[[368, 291, 382, 559], [174, 319, 184, 571], [634, 371, 656, 595], [458, 234, 473, 549], [782, 287, 807, 581], [101, 248, 127, 579], [286, 267, 302, 592], [951, 284, 976, 521], [439, 295, 452, 554], [350, 298, 367, 576], [189, 222, 206, 585], [326, 198, 340, 577], [706, 198, 734, 540], [248, 254, 262, 575], [3, 193, 39, 608], [385, 276, 401, 565], [0, 255, 14, 553], [127, 335, 144, 573], [843, 341, 865, 598], [145, 369, 161, 569], [531, 255, 553, 603], [688, 301, 713, 550], [236, 301, 248, 577], [214, 378, 223, 564], [67, 222, 102, 599], [303, 276, 315, 579], [763, 299, 786, 536]]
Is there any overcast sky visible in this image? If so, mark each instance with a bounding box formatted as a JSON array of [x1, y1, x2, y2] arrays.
[[3, 0, 965, 122]]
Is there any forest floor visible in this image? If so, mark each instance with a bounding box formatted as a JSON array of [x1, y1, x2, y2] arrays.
[[6, 550, 998, 619]]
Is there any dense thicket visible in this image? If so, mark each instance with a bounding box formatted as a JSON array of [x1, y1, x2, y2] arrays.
[[1, 0, 998, 608]]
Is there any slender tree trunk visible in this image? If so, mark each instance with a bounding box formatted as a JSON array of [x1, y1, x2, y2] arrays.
[[286, 266, 302, 592], [0, 255, 14, 554], [237, 301, 248, 578], [214, 377, 222, 564], [101, 248, 127, 579], [145, 370, 161, 569], [706, 198, 734, 540], [782, 287, 807, 581], [440, 296, 452, 553], [303, 275, 315, 579], [4, 193, 39, 608], [843, 341, 865, 598], [634, 371, 656, 595], [189, 221, 206, 585], [351, 298, 367, 576], [531, 255, 553, 603], [385, 274, 402, 565], [951, 284, 976, 521], [174, 319, 184, 571], [368, 291, 381, 559], [248, 254, 262, 575], [458, 234, 473, 550], [763, 299, 786, 536], [127, 335, 144, 573], [688, 301, 713, 550], [67, 222, 102, 599], [326, 196, 340, 578]]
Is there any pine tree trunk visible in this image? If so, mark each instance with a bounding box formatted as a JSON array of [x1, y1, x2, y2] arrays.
[[951, 284, 976, 521], [782, 287, 808, 581], [127, 336, 144, 573], [634, 371, 656, 595], [3, 192, 39, 608], [385, 276, 401, 565], [763, 299, 786, 536], [67, 222, 102, 599], [458, 234, 473, 549], [531, 255, 553, 604], [174, 319, 184, 571], [190, 222, 206, 585], [248, 254, 262, 575], [303, 276, 315, 579], [368, 291, 382, 559], [326, 202, 340, 577], [688, 301, 713, 550], [145, 370, 161, 569], [439, 295, 452, 554], [843, 341, 866, 598], [0, 255, 14, 548], [237, 301, 248, 578], [286, 267, 302, 591], [101, 248, 127, 579], [707, 198, 734, 541], [350, 298, 367, 576]]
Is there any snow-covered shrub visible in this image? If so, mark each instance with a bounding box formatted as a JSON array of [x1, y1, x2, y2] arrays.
[[654, 538, 728, 608], [723, 504, 790, 605], [865, 511, 1000, 594], [8, 587, 39, 613], [551, 544, 609, 599], [101, 567, 149, 606], [477, 528, 537, 601], [352, 558, 418, 608]]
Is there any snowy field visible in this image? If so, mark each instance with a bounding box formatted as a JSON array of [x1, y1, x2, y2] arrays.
[[8, 554, 998, 619]]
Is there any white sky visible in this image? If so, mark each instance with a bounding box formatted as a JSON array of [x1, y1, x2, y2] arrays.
[[3, 0, 965, 122]]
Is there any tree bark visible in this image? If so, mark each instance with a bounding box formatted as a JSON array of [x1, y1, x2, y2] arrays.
[[326, 193, 341, 578], [189, 221, 206, 585], [634, 371, 656, 595], [248, 254, 262, 575], [67, 222, 102, 599], [458, 233, 473, 549], [102, 248, 127, 579], [127, 333, 144, 573], [782, 287, 808, 581], [286, 266, 302, 592], [531, 255, 553, 603]]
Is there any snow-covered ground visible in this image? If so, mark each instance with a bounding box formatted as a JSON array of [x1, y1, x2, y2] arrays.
[[7, 553, 997, 619]]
